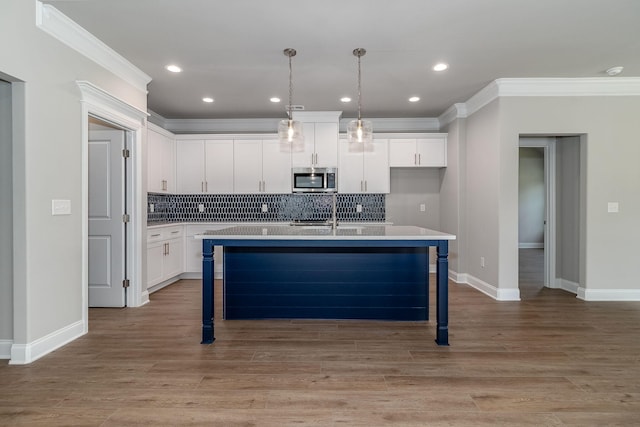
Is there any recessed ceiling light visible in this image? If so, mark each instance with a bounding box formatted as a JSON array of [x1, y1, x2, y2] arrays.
[[202, 97, 214, 103], [409, 96, 420, 103], [606, 66, 624, 76], [270, 97, 281, 103], [165, 64, 182, 73], [433, 63, 448, 72], [340, 97, 352, 103]]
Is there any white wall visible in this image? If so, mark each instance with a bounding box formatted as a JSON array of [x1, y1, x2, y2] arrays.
[[1, 0, 146, 358], [0, 80, 13, 345], [518, 147, 544, 247]]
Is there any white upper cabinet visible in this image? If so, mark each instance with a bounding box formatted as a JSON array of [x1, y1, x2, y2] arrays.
[[176, 139, 234, 194], [147, 124, 176, 193], [291, 112, 341, 168], [389, 134, 447, 167], [234, 138, 291, 194], [338, 137, 389, 193]]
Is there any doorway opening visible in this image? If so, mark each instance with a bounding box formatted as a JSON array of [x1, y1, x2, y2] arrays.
[[0, 78, 13, 358], [518, 135, 584, 299]]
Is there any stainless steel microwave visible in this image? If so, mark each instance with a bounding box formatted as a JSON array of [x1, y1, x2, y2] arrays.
[[292, 167, 337, 193]]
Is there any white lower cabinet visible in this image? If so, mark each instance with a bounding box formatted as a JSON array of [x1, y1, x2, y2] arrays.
[[185, 224, 227, 278], [146, 225, 184, 292]]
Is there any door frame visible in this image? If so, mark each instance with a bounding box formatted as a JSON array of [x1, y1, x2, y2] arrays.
[[519, 136, 556, 288], [77, 81, 148, 333]]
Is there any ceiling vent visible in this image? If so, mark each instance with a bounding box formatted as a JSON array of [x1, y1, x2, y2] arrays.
[[286, 105, 305, 111]]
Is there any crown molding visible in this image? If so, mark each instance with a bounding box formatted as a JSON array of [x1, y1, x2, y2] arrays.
[[340, 117, 440, 133], [439, 77, 640, 125], [165, 118, 282, 134], [36, 2, 151, 92], [76, 80, 149, 129], [438, 103, 468, 128]]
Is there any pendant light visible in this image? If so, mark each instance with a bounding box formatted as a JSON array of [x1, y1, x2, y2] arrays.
[[347, 48, 373, 145], [278, 48, 304, 151]]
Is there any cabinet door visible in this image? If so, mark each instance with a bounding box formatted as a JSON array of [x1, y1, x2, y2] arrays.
[[313, 122, 339, 167], [146, 241, 164, 287], [416, 137, 447, 167], [262, 139, 292, 193], [148, 129, 170, 193], [389, 138, 417, 167], [233, 139, 263, 193], [176, 140, 205, 193], [291, 122, 316, 167], [163, 237, 184, 279], [364, 138, 390, 193], [162, 137, 176, 193], [205, 140, 234, 193], [338, 138, 364, 193]]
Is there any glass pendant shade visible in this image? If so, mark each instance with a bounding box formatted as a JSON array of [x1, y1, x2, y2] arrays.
[[278, 48, 304, 152], [278, 118, 304, 152], [347, 118, 373, 144]]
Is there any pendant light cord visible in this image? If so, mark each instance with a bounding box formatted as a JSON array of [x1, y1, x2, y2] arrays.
[[357, 51, 362, 122], [288, 50, 294, 121]]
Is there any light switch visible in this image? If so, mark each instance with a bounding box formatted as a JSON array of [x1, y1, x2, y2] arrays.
[[420, 204, 426, 212], [607, 202, 619, 213], [52, 199, 71, 215]]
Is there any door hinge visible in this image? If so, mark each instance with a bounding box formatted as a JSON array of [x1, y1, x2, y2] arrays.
[[122, 214, 130, 223], [122, 148, 130, 158], [122, 279, 130, 288]]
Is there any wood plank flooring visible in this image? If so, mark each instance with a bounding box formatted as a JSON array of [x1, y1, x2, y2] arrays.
[[2, 278, 640, 426]]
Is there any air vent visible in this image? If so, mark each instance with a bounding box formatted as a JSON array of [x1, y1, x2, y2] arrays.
[[286, 105, 305, 111]]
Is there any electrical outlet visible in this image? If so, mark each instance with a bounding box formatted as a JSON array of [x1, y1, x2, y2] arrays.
[[480, 257, 485, 268], [420, 204, 426, 212], [198, 204, 205, 213], [262, 204, 268, 213], [52, 199, 71, 216], [356, 204, 363, 213], [149, 203, 154, 213]]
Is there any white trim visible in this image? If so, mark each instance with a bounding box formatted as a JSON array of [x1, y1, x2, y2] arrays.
[[76, 81, 147, 352], [442, 78, 640, 122], [438, 103, 467, 127], [555, 278, 579, 294], [0, 339, 12, 359], [577, 288, 640, 301], [465, 274, 521, 301], [496, 77, 640, 97], [36, 2, 151, 92], [9, 321, 84, 365], [341, 118, 440, 133], [518, 243, 544, 249]]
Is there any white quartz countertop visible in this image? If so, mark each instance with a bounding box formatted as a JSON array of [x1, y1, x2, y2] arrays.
[[194, 225, 455, 241]]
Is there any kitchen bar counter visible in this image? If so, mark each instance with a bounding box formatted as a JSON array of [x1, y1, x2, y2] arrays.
[[195, 225, 456, 346]]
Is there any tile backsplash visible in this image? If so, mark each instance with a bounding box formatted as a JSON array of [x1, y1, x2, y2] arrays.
[[148, 193, 385, 224]]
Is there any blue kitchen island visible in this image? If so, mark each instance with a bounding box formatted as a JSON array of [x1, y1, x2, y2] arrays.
[[195, 224, 456, 346]]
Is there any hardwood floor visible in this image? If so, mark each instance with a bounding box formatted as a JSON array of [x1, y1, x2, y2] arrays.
[[2, 278, 640, 426]]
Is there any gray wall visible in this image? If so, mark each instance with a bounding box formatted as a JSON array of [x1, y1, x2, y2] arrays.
[[518, 147, 544, 247], [0, 80, 12, 342], [498, 97, 640, 292], [386, 168, 441, 229], [556, 136, 581, 284], [2, 0, 146, 346]]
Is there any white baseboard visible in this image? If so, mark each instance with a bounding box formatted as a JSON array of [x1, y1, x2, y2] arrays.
[[0, 339, 13, 359], [139, 290, 150, 306], [147, 277, 181, 294], [9, 320, 85, 365], [180, 271, 223, 280], [519, 243, 544, 249], [577, 287, 640, 301], [448, 270, 520, 301], [555, 278, 579, 294]]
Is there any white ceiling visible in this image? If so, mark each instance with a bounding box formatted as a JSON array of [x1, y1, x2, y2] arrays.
[[45, 0, 640, 120]]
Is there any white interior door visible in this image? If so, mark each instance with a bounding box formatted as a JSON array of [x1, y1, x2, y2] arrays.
[[89, 129, 126, 307]]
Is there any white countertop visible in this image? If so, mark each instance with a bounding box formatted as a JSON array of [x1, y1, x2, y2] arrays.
[[194, 225, 455, 241]]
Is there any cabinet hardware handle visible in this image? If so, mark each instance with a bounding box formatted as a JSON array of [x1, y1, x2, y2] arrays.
[[171, 231, 179, 234], [150, 233, 161, 237], [365, 180, 368, 192], [418, 153, 421, 165], [201, 182, 204, 192], [205, 181, 208, 192], [162, 180, 167, 191], [166, 242, 170, 255]]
